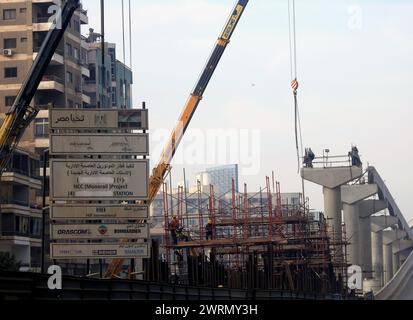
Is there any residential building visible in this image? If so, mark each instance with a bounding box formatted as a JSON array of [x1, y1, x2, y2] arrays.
[[0, 0, 90, 271], [0, 1, 133, 272], [0, 0, 90, 155], [83, 30, 133, 109], [0, 149, 41, 271]]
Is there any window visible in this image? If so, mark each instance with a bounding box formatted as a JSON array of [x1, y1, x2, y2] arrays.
[[74, 20, 80, 33], [19, 8, 26, 14], [5, 67, 17, 78], [16, 216, 30, 235], [3, 9, 16, 20], [66, 71, 73, 83], [73, 47, 79, 60], [67, 99, 74, 108], [34, 118, 49, 138], [21, 37, 27, 43], [5, 96, 16, 107], [30, 218, 41, 237], [65, 43, 72, 56], [4, 38, 16, 49]]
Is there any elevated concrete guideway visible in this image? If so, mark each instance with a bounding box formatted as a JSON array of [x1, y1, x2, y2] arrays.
[[368, 167, 413, 239], [302, 165, 363, 265], [301, 153, 413, 297]]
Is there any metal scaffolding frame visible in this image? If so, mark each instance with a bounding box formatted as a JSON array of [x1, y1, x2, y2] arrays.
[[154, 173, 346, 294]]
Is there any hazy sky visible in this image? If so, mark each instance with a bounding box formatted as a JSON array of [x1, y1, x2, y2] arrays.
[[82, 0, 413, 223]]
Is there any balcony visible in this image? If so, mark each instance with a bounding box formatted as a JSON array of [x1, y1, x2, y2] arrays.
[[38, 75, 64, 93], [78, 7, 89, 25], [32, 0, 62, 5], [81, 65, 90, 77], [32, 16, 53, 32], [33, 47, 64, 66], [1, 172, 42, 190], [0, 201, 41, 216], [82, 92, 91, 104]]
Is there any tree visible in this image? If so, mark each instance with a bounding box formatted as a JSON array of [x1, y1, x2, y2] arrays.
[[0, 252, 21, 272]]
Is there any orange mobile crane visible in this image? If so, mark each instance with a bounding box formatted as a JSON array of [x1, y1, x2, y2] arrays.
[[105, 0, 249, 278]]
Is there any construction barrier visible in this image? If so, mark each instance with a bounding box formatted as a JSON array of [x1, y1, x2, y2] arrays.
[[0, 272, 339, 301]]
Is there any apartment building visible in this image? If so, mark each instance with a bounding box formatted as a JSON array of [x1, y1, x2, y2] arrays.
[[84, 33, 133, 109], [0, 0, 90, 153], [0, 149, 41, 271], [0, 1, 133, 272]]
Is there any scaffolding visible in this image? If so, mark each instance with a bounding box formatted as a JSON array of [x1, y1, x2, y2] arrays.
[[156, 174, 345, 294]]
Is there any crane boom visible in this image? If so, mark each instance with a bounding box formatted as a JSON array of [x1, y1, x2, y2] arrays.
[[105, 0, 249, 278], [0, 0, 80, 173], [148, 0, 249, 204]]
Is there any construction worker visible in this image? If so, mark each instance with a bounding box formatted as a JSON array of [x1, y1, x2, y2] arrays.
[[176, 226, 189, 242], [169, 216, 179, 245], [205, 218, 214, 241], [303, 148, 315, 168], [349, 146, 362, 167]]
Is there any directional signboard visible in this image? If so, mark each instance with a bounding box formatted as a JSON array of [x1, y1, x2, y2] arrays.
[[50, 134, 149, 156], [50, 109, 149, 130], [51, 223, 149, 240], [50, 243, 151, 259], [50, 204, 149, 220], [50, 159, 149, 200]]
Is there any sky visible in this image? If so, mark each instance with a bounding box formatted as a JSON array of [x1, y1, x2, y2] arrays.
[[82, 0, 413, 223]]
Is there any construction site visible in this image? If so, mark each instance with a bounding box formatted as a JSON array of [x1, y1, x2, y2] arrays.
[[137, 173, 346, 295], [0, 0, 412, 304]]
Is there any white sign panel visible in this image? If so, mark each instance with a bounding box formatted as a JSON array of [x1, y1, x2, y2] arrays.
[[50, 109, 149, 130], [51, 223, 149, 240], [50, 243, 150, 259], [50, 160, 149, 200], [50, 204, 149, 220], [50, 134, 149, 156]]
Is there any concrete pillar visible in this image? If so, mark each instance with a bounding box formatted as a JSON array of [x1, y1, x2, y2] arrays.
[[398, 249, 412, 266], [302, 166, 363, 266], [341, 184, 378, 269], [323, 187, 342, 245], [371, 215, 398, 286], [392, 248, 400, 273], [382, 230, 407, 284], [371, 231, 384, 286], [393, 240, 413, 267], [359, 217, 373, 277], [358, 200, 387, 279], [343, 203, 361, 266], [383, 244, 393, 284]]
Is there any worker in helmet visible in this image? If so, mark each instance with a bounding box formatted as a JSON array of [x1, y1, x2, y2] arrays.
[[303, 148, 315, 168], [349, 146, 362, 167], [169, 216, 179, 245], [205, 218, 214, 241]]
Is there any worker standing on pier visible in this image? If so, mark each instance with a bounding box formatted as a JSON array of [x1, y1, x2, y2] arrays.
[[205, 218, 214, 241], [349, 146, 362, 167], [169, 216, 179, 245], [304, 148, 315, 168]]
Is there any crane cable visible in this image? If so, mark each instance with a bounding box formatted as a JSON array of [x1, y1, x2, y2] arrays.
[[288, 0, 303, 168], [288, 0, 307, 204], [121, 0, 127, 108]]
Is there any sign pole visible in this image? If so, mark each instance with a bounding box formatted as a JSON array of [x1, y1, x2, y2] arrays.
[[41, 149, 49, 274]]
